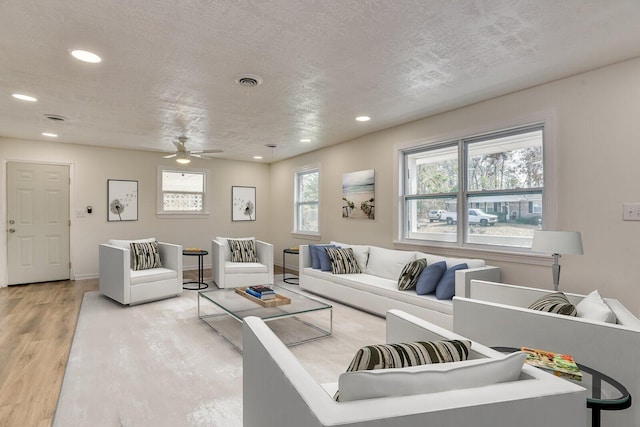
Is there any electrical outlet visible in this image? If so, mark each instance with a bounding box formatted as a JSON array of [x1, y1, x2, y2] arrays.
[[623, 203, 640, 221]]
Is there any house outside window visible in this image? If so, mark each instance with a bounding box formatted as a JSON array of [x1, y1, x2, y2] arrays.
[[294, 167, 319, 235], [402, 124, 544, 249], [158, 169, 207, 214]]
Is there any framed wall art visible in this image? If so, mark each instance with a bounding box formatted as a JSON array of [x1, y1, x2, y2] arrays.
[[232, 186, 256, 221], [342, 169, 375, 220], [107, 179, 138, 221]]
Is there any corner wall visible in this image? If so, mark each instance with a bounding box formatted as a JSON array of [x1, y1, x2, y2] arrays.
[[269, 57, 640, 315]]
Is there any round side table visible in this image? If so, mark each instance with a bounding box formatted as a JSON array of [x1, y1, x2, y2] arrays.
[[283, 248, 299, 284], [183, 249, 209, 290]]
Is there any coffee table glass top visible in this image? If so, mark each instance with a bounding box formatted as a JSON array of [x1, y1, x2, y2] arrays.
[[198, 285, 331, 321]]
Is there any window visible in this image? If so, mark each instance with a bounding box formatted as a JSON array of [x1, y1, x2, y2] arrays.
[[402, 124, 544, 249], [158, 169, 207, 214], [294, 168, 319, 235]]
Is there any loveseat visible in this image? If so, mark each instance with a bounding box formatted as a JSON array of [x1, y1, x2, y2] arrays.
[[299, 242, 500, 329], [453, 279, 640, 427], [243, 309, 586, 427]]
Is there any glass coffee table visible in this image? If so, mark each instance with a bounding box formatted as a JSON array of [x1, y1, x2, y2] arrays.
[[198, 285, 332, 352]]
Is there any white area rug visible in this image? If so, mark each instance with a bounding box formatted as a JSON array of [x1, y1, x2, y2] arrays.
[[53, 283, 385, 427]]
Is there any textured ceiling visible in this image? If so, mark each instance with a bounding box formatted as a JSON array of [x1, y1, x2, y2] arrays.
[[1, 1, 640, 162]]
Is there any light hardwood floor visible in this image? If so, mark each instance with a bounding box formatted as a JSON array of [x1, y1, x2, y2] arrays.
[[0, 266, 288, 427]]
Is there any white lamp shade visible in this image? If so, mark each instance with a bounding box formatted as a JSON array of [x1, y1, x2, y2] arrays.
[[531, 231, 583, 255]]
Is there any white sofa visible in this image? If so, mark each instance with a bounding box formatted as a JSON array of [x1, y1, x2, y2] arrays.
[[299, 242, 501, 329], [243, 309, 586, 427], [99, 240, 183, 305], [211, 237, 274, 288], [453, 279, 640, 427]]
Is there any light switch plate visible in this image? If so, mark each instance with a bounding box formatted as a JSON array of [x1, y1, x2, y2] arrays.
[[623, 203, 640, 220]]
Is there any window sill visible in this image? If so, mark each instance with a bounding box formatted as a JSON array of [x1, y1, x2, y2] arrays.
[[291, 232, 321, 241], [157, 212, 210, 219], [393, 239, 553, 267]]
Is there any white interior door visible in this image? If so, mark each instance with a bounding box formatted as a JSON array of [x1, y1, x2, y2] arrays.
[[7, 162, 70, 285]]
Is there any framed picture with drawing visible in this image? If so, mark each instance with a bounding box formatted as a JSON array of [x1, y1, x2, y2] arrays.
[[232, 186, 256, 221], [107, 179, 138, 221]]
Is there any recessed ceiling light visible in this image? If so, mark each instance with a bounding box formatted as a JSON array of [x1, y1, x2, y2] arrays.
[[71, 49, 102, 63], [12, 93, 37, 102], [356, 116, 371, 122], [253, 156, 263, 160], [42, 132, 58, 138], [300, 138, 311, 143]]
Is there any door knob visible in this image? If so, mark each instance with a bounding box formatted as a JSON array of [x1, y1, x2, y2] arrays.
[[8, 228, 15, 233]]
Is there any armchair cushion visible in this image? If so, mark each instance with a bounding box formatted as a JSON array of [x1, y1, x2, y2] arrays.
[[338, 351, 526, 402], [108, 238, 156, 268], [528, 292, 577, 316], [228, 238, 258, 262], [346, 340, 471, 372], [130, 241, 162, 270]]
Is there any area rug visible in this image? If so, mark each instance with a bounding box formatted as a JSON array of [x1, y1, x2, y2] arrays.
[[53, 283, 385, 427]]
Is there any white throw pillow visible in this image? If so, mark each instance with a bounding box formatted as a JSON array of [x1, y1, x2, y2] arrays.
[[338, 351, 526, 402], [365, 247, 416, 281], [576, 290, 617, 323]]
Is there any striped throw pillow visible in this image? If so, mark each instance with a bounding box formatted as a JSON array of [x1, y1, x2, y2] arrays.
[[397, 258, 428, 290], [130, 241, 162, 270], [346, 340, 471, 372], [227, 239, 258, 263], [325, 247, 361, 274], [528, 292, 577, 316]]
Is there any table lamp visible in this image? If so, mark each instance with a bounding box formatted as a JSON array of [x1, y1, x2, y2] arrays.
[[531, 231, 583, 291]]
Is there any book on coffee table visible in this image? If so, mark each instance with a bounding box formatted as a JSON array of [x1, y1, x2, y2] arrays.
[[520, 347, 582, 381]]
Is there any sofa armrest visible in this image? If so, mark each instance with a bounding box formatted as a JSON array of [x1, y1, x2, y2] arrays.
[[157, 242, 183, 283], [99, 244, 130, 304], [256, 240, 274, 284], [454, 266, 501, 298], [211, 239, 225, 288]]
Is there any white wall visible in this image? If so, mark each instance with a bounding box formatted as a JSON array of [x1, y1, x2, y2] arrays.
[[269, 57, 640, 315], [0, 140, 270, 283]]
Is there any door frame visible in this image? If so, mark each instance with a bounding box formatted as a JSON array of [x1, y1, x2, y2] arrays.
[[1, 159, 75, 287]]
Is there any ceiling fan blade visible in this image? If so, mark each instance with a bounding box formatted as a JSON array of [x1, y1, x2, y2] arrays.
[[191, 149, 223, 154], [191, 153, 203, 159], [162, 154, 177, 158]]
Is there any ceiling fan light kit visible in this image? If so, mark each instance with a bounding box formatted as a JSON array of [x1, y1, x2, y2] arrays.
[[162, 136, 222, 163], [176, 151, 191, 164]]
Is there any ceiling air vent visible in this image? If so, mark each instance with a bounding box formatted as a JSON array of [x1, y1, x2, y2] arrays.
[[235, 74, 263, 87], [44, 114, 66, 122]]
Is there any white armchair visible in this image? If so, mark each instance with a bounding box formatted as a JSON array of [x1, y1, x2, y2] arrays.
[[99, 239, 183, 305], [211, 237, 273, 288], [243, 309, 586, 427]]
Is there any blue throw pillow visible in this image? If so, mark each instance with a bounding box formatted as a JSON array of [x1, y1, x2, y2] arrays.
[[415, 261, 447, 295], [319, 246, 338, 271], [309, 244, 336, 269], [435, 263, 468, 300]]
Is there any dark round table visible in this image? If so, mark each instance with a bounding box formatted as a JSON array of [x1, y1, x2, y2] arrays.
[[182, 249, 209, 290], [492, 347, 631, 427], [283, 248, 299, 284]]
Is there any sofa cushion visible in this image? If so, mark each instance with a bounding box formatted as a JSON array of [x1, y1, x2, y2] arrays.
[[338, 351, 526, 402], [576, 290, 617, 323], [365, 247, 416, 280], [416, 261, 447, 295], [528, 292, 577, 316], [309, 244, 336, 269], [325, 247, 361, 274], [227, 238, 258, 263], [345, 340, 471, 372], [130, 241, 162, 270], [435, 263, 468, 300], [397, 258, 427, 290], [330, 242, 370, 271]]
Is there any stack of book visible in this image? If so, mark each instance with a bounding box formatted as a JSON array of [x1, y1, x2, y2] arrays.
[[245, 285, 276, 300], [520, 347, 582, 381]]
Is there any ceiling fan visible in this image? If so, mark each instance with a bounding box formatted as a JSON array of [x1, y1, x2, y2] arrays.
[[162, 136, 223, 164]]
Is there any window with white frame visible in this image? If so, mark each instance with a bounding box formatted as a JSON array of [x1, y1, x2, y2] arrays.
[[294, 168, 319, 234], [402, 123, 544, 249], [158, 169, 207, 214]]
